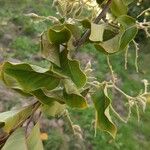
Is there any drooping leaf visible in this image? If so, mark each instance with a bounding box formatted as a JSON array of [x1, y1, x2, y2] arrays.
[[54, 49, 87, 88], [32, 89, 65, 106], [92, 86, 117, 138], [1, 62, 62, 93], [110, 0, 127, 17], [63, 79, 88, 108], [27, 123, 44, 150], [0, 104, 34, 133], [42, 102, 66, 117], [117, 15, 138, 50], [89, 23, 105, 42], [94, 34, 120, 54], [48, 27, 71, 44], [119, 26, 138, 50], [41, 33, 60, 67], [2, 128, 27, 150]]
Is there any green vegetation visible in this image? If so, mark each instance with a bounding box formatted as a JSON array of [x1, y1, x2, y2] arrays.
[[0, 0, 150, 149]]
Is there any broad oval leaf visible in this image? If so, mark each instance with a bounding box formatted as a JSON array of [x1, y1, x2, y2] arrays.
[[119, 26, 138, 50], [92, 86, 117, 138], [27, 123, 44, 150], [2, 128, 27, 150], [1, 62, 62, 93]]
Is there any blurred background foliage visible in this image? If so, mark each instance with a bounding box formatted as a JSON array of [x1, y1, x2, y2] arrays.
[[0, 0, 150, 149]]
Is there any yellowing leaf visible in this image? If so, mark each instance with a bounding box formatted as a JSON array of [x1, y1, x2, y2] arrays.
[[27, 123, 44, 150], [0, 104, 33, 133], [63, 79, 88, 108], [2, 128, 27, 150], [89, 23, 105, 42]]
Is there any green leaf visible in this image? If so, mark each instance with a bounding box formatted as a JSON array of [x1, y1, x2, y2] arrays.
[[119, 26, 138, 50], [63, 79, 88, 108], [89, 23, 105, 42], [54, 49, 87, 88], [27, 123, 44, 150], [92, 86, 117, 138], [94, 34, 120, 54], [123, 0, 134, 5], [2, 128, 27, 150], [79, 19, 91, 28], [1, 62, 62, 93], [117, 15, 138, 50], [110, 0, 127, 17], [41, 33, 60, 67], [48, 27, 71, 44], [65, 23, 81, 39], [32, 89, 65, 105], [0, 104, 33, 133], [117, 15, 136, 29], [42, 102, 66, 117]]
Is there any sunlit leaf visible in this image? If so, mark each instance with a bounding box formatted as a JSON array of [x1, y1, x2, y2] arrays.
[[89, 23, 105, 42], [27, 123, 44, 150], [94, 34, 120, 54], [2, 128, 27, 150], [0, 104, 33, 133], [92, 86, 117, 138]]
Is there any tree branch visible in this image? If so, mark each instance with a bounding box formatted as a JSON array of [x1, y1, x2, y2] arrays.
[[75, 0, 112, 50]]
